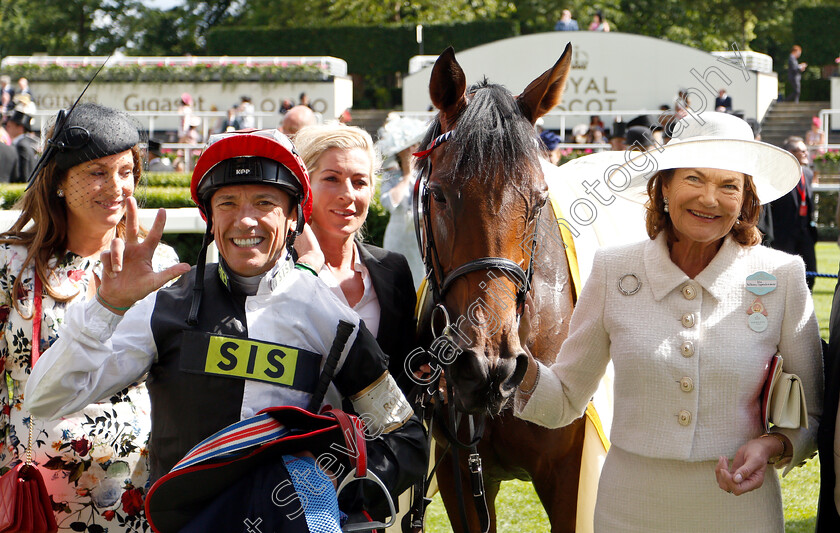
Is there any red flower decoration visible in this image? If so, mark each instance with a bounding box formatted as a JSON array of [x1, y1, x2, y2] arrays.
[[67, 270, 85, 282], [121, 488, 144, 516], [102, 510, 116, 521], [0, 305, 9, 323], [70, 437, 91, 456]]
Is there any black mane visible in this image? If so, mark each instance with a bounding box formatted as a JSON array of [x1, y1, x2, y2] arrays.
[[419, 79, 543, 189]]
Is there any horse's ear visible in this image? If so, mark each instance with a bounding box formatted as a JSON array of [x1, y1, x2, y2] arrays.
[[516, 42, 573, 124], [429, 47, 467, 119]]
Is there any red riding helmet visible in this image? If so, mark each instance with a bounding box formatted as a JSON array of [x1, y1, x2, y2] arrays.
[[190, 128, 312, 229]]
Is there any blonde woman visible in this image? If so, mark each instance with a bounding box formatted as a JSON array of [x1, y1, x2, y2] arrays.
[[294, 124, 419, 398]]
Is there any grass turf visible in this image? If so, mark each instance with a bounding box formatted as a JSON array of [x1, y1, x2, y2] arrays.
[[423, 242, 837, 532]]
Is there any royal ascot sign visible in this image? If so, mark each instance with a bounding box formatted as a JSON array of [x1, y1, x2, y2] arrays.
[[402, 32, 778, 127]]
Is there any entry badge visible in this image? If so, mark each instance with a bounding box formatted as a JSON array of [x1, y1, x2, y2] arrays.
[[180, 330, 321, 394]]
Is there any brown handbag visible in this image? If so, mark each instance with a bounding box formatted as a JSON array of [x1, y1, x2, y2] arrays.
[[0, 275, 58, 533]]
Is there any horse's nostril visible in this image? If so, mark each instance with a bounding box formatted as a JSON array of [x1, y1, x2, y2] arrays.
[[500, 353, 529, 393]]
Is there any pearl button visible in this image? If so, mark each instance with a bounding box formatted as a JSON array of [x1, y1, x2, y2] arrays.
[[681, 284, 697, 300], [680, 341, 694, 358], [678, 410, 692, 426], [247, 301, 258, 312], [681, 313, 695, 328], [679, 377, 694, 392]]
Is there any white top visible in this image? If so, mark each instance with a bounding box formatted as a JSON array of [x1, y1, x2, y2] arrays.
[[23, 259, 364, 423], [516, 234, 822, 470], [319, 242, 381, 338], [0, 242, 179, 530]]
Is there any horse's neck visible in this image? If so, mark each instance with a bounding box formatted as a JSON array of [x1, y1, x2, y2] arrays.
[[529, 207, 577, 363]]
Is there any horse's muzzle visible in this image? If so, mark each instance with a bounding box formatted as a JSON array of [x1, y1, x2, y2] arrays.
[[449, 350, 529, 415]]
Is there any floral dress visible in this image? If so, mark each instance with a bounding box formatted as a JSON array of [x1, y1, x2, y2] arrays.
[[0, 242, 179, 533]]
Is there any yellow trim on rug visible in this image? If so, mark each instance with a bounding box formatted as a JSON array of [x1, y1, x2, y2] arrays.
[[547, 192, 582, 303]]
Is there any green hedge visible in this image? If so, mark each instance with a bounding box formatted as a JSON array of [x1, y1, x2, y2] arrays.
[[206, 20, 520, 78], [792, 7, 840, 66], [0, 185, 196, 209], [2, 63, 331, 83], [142, 172, 192, 187]]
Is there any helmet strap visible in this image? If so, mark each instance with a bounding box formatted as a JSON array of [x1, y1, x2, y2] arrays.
[[187, 226, 215, 326]]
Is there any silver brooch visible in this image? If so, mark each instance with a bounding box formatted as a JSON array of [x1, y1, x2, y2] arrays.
[[618, 273, 641, 296]]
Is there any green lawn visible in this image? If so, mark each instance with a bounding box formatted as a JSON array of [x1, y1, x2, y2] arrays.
[[424, 242, 838, 532]]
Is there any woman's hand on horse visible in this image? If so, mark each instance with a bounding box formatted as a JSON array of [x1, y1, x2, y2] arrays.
[[294, 223, 325, 272], [714, 436, 778, 495], [98, 198, 191, 314], [518, 296, 533, 347], [517, 298, 540, 395]]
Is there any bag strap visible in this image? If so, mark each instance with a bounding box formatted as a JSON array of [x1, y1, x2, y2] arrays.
[[25, 274, 43, 467]]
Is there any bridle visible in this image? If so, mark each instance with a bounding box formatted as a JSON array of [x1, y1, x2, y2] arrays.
[[407, 124, 546, 533], [413, 127, 546, 326]]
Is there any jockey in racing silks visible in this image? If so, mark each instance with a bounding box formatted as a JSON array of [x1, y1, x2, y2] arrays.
[[25, 128, 426, 531]]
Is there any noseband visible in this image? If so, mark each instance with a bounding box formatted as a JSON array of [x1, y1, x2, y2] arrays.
[[414, 129, 544, 323]]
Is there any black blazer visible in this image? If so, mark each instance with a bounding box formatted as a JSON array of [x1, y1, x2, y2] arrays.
[[0, 142, 18, 183], [769, 167, 815, 253], [358, 243, 418, 397], [818, 269, 840, 531], [12, 135, 38, 183]]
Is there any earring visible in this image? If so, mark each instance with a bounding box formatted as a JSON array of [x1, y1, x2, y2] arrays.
[[57, 189, 64, 198], [663, 197, 669, 213]]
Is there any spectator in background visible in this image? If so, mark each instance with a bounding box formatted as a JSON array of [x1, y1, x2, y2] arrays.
[[0, 75, 14, 113], [805, 116, 827, 160], [17, 77, 31, 99], [239, 95, 255, 128], [279, 105, 316, 137], [6, 109, 38, 183], [770, 136, 816, 288], [588, 10, 610, 31], [715, 89, 733, 112], [375, 114, 428, 289], [299, 92, 311, 108], [217, 105, 242, 133], [279, 99, 294, 114], [339, 108, 353, 124], [554, 9, 579, 31], [0, 138, 17, 182], [177, 93, 193, 139], [787, 45, 807, 103], [608, 120, 627, 151], [147, 139, 172, 172], [624, 126, 656, 152]]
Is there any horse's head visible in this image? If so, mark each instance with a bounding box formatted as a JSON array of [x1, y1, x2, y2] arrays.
[[418, 45, 572, 415]]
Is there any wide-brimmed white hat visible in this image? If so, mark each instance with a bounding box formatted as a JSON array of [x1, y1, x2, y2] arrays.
[[607, 111, 800, 205], [376, 113, 429, 162]]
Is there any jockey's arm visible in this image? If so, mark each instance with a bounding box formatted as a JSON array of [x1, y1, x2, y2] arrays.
[[332, 321, 427, 519]]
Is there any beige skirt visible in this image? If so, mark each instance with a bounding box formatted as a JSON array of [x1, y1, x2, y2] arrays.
[[594, 445, 783, 532]]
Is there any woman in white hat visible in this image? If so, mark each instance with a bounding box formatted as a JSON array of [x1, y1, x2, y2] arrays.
[[376, 114, 428, 289], [515, 112, 822, 531]]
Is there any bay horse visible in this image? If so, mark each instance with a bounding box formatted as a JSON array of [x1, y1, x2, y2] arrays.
[[413, 45, 597, 533]]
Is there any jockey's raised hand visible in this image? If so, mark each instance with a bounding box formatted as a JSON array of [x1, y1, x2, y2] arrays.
[[97, 198, 191, 314]]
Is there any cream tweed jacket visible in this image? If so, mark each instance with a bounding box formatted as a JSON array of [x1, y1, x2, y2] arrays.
[[517, 233, 823, 469]]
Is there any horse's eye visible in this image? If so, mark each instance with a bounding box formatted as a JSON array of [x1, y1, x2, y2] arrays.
[[431, 188, 446, 204]]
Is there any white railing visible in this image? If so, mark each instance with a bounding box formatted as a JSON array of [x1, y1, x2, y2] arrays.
[[398, 109, 668, 143], [1, 55, 348, 77]]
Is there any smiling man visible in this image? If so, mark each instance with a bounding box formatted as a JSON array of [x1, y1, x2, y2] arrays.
[[25, 129, 425, 531]]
